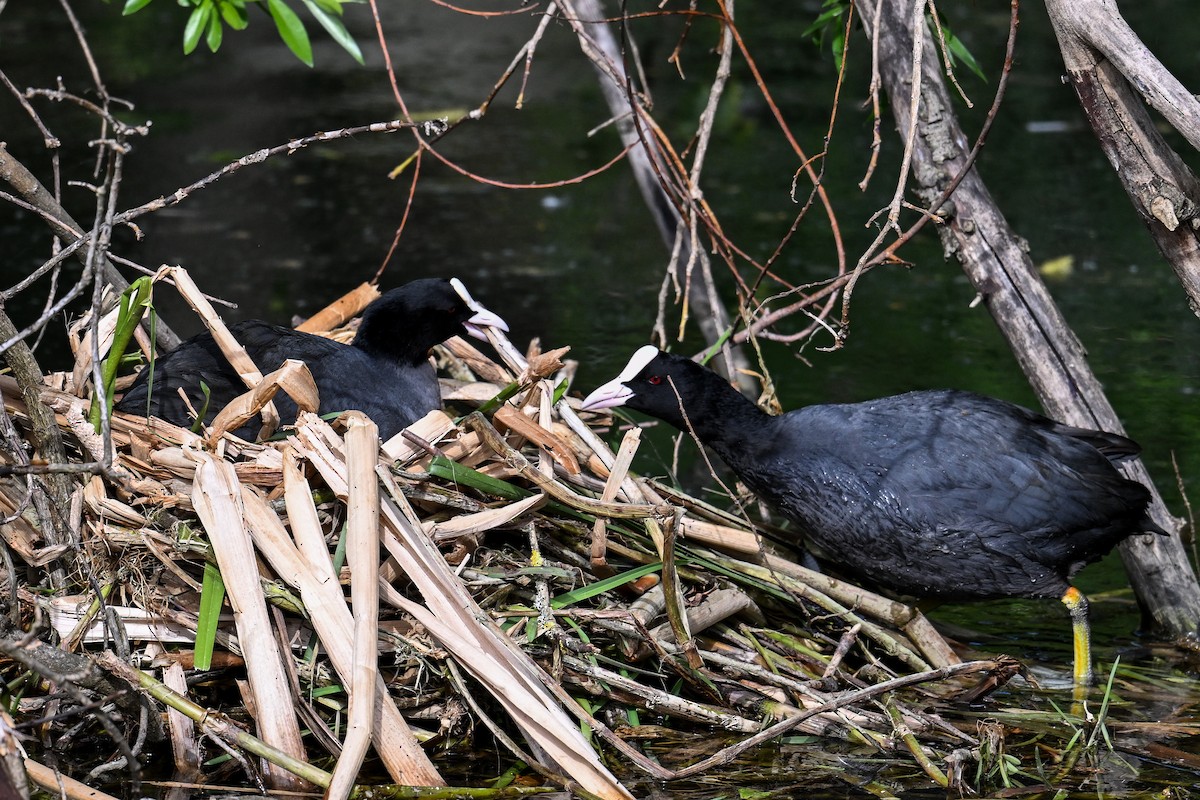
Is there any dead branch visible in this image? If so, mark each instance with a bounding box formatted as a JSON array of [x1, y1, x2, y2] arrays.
[[857, 0, 1200, 638], [1044, 0, 1200, 315]]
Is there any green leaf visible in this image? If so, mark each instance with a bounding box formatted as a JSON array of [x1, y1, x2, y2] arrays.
[[194, 561, 225, 671], [206, 7, 224, 51], [190, 381, 211, 433], [300, 0, 363, 64], [945, 31, 986, 81], [267, 0, 313, 67], [476, 379, 522, 416], [91, 277, 154, 432], [122, 0, 157, 15], [183, 0, 212, 55], [551, 378, 569, 405], [218, 0, 248, 30], [802, 3, 845, 40]]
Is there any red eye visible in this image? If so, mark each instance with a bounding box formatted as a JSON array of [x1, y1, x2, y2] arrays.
[[648, 375, 663, 385]]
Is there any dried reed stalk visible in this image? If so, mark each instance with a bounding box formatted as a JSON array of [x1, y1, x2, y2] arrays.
[[291, 414, 633, 800], [294, 282, 380, 334], [158, 267, 283, 440], [189, 452, 308, 790], [207, 359, 319, 441], [24, 758, 122, 800], [246, 453, 443, 786], [326, 413, 382, 800]]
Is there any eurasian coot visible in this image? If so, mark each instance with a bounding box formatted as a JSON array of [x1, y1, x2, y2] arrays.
[[117, 277, 507, 440], [581, 345, 1163, 684]]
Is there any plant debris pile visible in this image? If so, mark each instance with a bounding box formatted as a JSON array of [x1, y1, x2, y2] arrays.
[[0, 278, 1179, 800]]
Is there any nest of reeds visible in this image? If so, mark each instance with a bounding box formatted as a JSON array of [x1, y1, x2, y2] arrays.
[[0, 271, 1131, 799]]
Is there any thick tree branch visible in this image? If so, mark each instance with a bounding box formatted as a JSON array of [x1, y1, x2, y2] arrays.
[[1046, 0, 1200, 153], [1044, 0, 1200, 316], [859, 0, 1200, 638], [0, 310, 74, 583]]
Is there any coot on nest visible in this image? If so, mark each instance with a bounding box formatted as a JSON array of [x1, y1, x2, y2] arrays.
[[117, 277, 507, 440], [581, 346, 1163, 684]]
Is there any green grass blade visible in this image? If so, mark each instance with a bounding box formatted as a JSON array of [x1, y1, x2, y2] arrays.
[[552, 562, 661, 609], [428, 456, 534, 501], [194, 560, 225, 671], [91, 276, 153, 432]]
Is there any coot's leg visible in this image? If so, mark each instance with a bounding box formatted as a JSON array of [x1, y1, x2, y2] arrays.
[[1061, 586, 1093, 687]]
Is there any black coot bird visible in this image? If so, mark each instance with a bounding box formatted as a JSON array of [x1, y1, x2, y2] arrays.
[[581, 346, 1163, 685], [117, 277, 507, 441]]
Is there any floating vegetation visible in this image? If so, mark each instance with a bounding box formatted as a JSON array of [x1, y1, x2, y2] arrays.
[[0, 276, 1197, 799]]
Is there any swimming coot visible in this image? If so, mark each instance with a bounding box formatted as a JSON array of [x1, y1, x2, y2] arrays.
[[117, 277, 507, 440], [581, 346, 1163, 684]]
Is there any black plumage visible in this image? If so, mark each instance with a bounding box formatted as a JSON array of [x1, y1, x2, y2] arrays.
[[582, 346, 1163, 683], [116, 277, 506, 440]]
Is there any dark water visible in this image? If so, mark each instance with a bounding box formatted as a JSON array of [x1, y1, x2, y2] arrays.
[[3, 0, 1200, 792]]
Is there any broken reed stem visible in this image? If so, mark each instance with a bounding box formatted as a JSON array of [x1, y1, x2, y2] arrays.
[[659, 507, 702, 669], [669, 659, 1000, 780], [463, 411, 669, 519], [591, 426, 641, 576], [96, 652, 330, 789], [882, 694, 949, 787], [159, 266, 281, 440], [189, 453, 307, 789], [326, 414, 381, 800], [824, 622, 862, 678]]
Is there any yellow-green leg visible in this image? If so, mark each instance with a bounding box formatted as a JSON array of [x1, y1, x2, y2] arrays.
[[1061, 586, 1093, 687]]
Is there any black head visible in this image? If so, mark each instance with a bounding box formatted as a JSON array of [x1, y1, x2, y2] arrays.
[[581, 346, 733, 433], [354, 277, 507, 363]]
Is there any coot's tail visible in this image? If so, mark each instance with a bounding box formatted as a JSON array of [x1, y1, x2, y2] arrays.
[[1058, 422, 1142, 462], [1137, 513, 1170, 537], [1058, 423, 1170, 537]]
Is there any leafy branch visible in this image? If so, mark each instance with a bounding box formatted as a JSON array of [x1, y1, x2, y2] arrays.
[[118, 0, 364, 66]]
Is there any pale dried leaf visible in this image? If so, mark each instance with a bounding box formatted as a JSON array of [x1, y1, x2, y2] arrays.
[[494, 405, 580, 475], [440, 380, 504, 403], [0, 487, 42, 560], [83, 475, 148, 527], [423, 492, 546, 542], [49, 595, 196, 644], [70, 300, 121, 395], [207, 358, 319, 442], [381, 409, 458, 464], [190, 451, 307, 788]]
